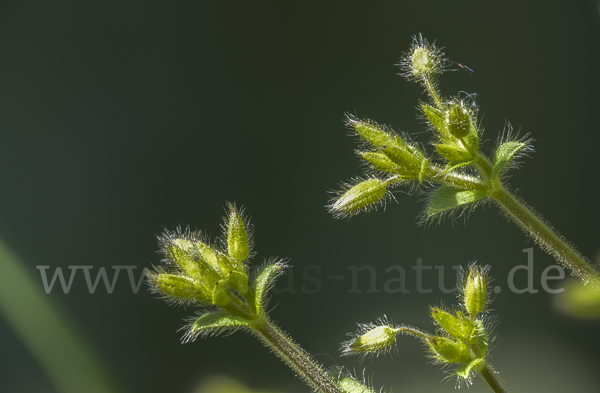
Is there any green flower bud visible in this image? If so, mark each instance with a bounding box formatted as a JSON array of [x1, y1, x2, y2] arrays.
[[448, 104, 471, 138], [151, 273, 212, 304], [464, 265, 488, 316], [226, 203, 250, 263], [431, 307, 475, 341], [348, 118, 395, 149], [330, 178, 387, 216], [427, 336, 471, 364], [398, 35, 444, 83], [422, 104, 449, 137], [347, 325, 397, 355]]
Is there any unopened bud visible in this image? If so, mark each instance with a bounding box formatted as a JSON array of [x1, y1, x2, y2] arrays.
[[226, 203, 250, 263], [427, 336, 471, 364], [330, 179, 387, 215], [151, 273, 211, 304], [346, 325, 396, 355], [431, 307, 475, 341], [448, 104, 471, 138], [464, 265, 488, 316]]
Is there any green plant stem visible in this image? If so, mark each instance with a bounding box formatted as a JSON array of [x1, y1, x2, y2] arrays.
[[253, 318, 342, 393], [492, 187, 600, 285], [479, 365, 508, 393]]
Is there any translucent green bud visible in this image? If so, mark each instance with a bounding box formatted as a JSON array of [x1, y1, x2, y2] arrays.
[[226, 203, 250, 263], [349, 119, 395, 149], [427, 336, 471, 364], [464, 265, 488, 316], [194, 240, 220, 272], [348, 325, 396, 354], [152, 273, 211, 304], [448, 104, 471, 138], [431, 308, 475, 341], [330, 179, 387, 215]]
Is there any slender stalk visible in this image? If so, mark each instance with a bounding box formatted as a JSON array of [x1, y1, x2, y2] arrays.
[[492, 187, 600, 285], [479, 365, 508, 393], [253, 318, 342, 393]]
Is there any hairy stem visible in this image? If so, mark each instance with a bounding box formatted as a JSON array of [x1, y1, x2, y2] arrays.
[[253, 318, 342, 393], [479, 365, 509, 393], [492, 187, 600, 285]]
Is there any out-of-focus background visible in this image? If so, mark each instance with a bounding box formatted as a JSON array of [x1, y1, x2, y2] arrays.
[[1, 1, 599, 393]]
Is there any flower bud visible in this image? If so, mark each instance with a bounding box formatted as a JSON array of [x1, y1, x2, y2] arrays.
[[431, 307, 475, 341], [150, 273, 212, 304], [349, 118, 395, 149], [427, 336, 471, 364], [330, 178, 387, 216], [410, 45, 442, 79], [226, 203, 250, 263], [448, 104, 471, 138], [464, 265, 488, 316], [347, 325, 397, 355]]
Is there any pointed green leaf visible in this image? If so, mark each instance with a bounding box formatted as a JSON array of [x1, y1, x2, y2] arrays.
[[491, 141, 526, 179], [252, 262, 285, 314], [428, 186, 486, 216], [188, 311, 251, 338], [456, 358, 484, 379]]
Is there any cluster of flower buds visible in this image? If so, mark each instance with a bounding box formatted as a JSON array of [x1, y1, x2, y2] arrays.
[[328, 117, 431, 217], [147, 203, 286, 340], [342, 264, 492, 385]]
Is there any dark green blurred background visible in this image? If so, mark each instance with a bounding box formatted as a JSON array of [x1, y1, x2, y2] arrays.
[[1, 1, 599, 392]]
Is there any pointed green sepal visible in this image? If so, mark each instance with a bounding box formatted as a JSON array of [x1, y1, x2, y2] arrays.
[[187, 311, 251, 339], [428, 185, 486, 216], [456, 358, 485, 380], [431, 308, 475, 340], [227, 204, 250, 263], [427, 336, 471, 363], [359, 151, 401, 173], [252, 262, 285, 314], [473, 320, 488, 355], [491, 141, 526, 179]]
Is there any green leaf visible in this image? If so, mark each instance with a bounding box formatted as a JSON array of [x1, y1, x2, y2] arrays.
[[188, 311, 251, 339], [428, 186, 486, 216], [252, 262, 285, 314], [491, 141, 526, 179], [456, 358, 484, 380]]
